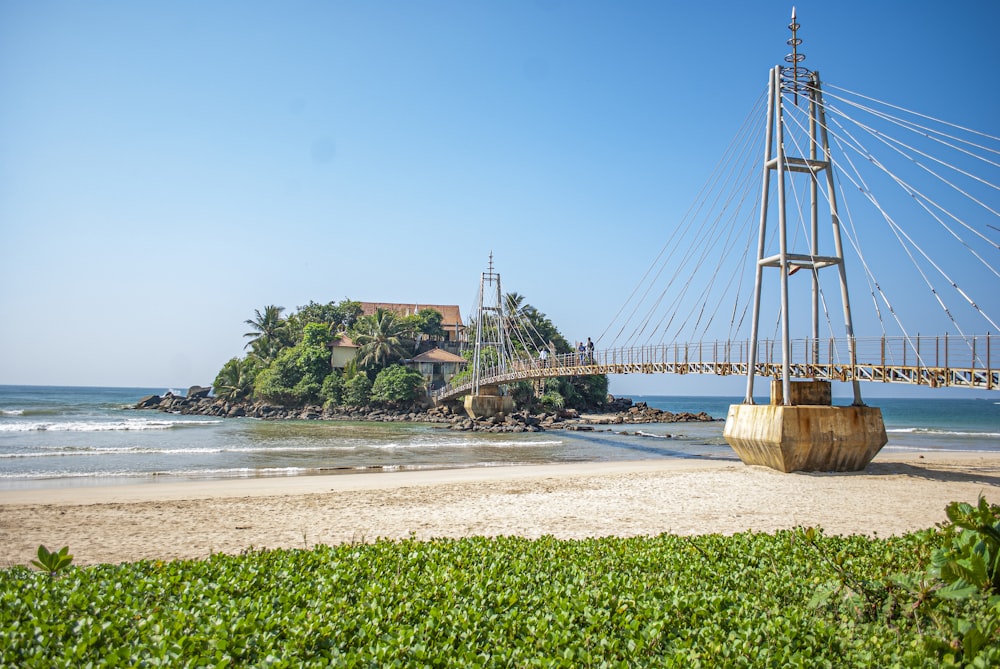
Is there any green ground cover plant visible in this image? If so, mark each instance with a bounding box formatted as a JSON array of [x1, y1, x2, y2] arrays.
[[2, 521, 999, 667]]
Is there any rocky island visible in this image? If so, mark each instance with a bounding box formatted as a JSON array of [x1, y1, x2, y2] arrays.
[[134, 388, 715, 434]]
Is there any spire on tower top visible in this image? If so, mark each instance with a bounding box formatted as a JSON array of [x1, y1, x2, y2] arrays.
[[782, 6, 811, 105]]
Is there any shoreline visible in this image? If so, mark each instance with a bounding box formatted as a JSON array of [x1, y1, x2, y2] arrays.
[[3, 450, 1000, 567]]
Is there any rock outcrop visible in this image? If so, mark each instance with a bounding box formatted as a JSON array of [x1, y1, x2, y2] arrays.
[[586, 401, 714, 425], [131, 391, 714, 432]]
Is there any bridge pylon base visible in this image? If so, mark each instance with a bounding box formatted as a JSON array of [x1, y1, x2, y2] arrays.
[[723, 382, 887, 473], [463, 385, 514, 420]]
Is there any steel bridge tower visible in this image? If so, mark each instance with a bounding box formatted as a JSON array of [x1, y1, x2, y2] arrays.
[[724, 9, 887, 472], [464, 253, 514, 418], [744, 7, 861, 407]]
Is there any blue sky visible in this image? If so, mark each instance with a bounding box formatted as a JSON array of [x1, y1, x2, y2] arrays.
[[1, 1, 998, 398]]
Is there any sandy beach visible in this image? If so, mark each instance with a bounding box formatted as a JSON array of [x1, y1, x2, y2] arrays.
[[2, 451, 999, 567]]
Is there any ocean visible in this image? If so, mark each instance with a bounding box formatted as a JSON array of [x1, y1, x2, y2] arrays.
[[1, 385, 998, 490]]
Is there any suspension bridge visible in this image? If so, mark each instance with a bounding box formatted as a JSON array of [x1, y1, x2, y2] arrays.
[[432, 12, 999, 471]]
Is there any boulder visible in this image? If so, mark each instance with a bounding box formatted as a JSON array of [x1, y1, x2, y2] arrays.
[[135, 395, 161, 409], [187, 385, 212, 399]]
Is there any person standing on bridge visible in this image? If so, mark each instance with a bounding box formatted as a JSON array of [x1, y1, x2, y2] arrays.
[[577, 342, 585, 365], [539, 348, 547, 368], [586, 337, 594, 363]]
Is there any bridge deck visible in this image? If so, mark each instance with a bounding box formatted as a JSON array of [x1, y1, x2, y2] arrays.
[[434, 335, 997, 402]]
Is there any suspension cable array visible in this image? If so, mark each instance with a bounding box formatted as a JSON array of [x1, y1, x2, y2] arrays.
[[436, 10, 1000, 404]]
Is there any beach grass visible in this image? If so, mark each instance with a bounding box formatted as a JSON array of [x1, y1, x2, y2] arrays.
[[2, 528, 997, 667]]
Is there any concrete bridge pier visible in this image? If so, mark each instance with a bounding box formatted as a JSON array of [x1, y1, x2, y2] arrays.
[[723, 381, 887, 473], [463, 385, 514, 419]]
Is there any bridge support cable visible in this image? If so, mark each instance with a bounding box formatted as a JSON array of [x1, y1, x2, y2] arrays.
[[665, 124, 767, 344], [628, 111, 764, 349], [821, 124, 919, 357], [806, 87, 1000, 339], [782, 88, 882, 371], [774, 89, 998, 370], [819, 103, 1000, 281], [818, 113, 994, 349], [780, 97, 918, 360], [826, 83, 1000, 156], [823, 87, 1000, 192], [599, 90, 768, 352]]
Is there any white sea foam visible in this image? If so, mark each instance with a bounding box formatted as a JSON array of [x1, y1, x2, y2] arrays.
[[886, 427, 1000, 438], [0, 408, 25, 416], [408, 437, 564, 448], [0, 418, 223, 432], [0, 466, 314, 481], [882, 445, 985, 453], [0, 443, 361, 458]]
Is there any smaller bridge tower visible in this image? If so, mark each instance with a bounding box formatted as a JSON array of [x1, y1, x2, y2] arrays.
[[464, 253, 515, 418], [723, 10, 887, 472]]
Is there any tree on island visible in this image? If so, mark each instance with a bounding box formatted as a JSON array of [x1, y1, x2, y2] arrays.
[[353, 308, 410, 369], [253, 323, 334, 405], [213, 357, 260, 402], [370, 364, 427, 406], [285, 299, 362, 344], [243, 305, 290, 363]]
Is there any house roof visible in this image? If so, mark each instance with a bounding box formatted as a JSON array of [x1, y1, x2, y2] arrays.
[[410, 348, 467, 364], [329, 334, 359, 348], [359, 302, 463, 328]]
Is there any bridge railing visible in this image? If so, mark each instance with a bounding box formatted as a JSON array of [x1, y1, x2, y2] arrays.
[[432, 334, 996, 401]]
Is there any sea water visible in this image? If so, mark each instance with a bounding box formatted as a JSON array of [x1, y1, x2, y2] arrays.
[[0, 385, 997, 490]]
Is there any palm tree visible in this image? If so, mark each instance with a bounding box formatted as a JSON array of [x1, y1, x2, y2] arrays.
[[244, 305, 287, 363], [353, 308, 409, 370], [504, 292, 527, 324], [504, 292, 545, 349], [214, 357, 255, 402]]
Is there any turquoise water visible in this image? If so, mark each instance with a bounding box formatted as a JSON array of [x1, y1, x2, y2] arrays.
[[0, 385, 997, 489]]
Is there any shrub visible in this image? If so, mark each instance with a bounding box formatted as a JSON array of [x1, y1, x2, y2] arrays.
[[321, 372, 344, 406], [3, 530, 990, 666], [342, 374, 372, 407], [370, 365, 426, 406], [539, 391, 565, 411]]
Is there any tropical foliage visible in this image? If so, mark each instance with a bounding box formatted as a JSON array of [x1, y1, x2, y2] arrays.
[[320, 372, 344, 408], [342, 373, 372, 407], [400, 308, 446, 341], [352, 308, 410, 370], [252, 323, 334, 405], [212, 356, 258, 402], [370, 365, 427, 406], [213, 293, 608, 412], [242, 305, 289, 363], [4, 509, 1000, 666], [503, 292, 571, 354], [285, 300, 362, 344], [213, 299, 436, 409]]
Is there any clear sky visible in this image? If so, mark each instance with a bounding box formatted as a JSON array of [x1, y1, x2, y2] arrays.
[[2, 1, 998, 398]]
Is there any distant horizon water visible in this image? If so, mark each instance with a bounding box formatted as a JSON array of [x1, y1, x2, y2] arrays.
[[1, 385, 997, 491]]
